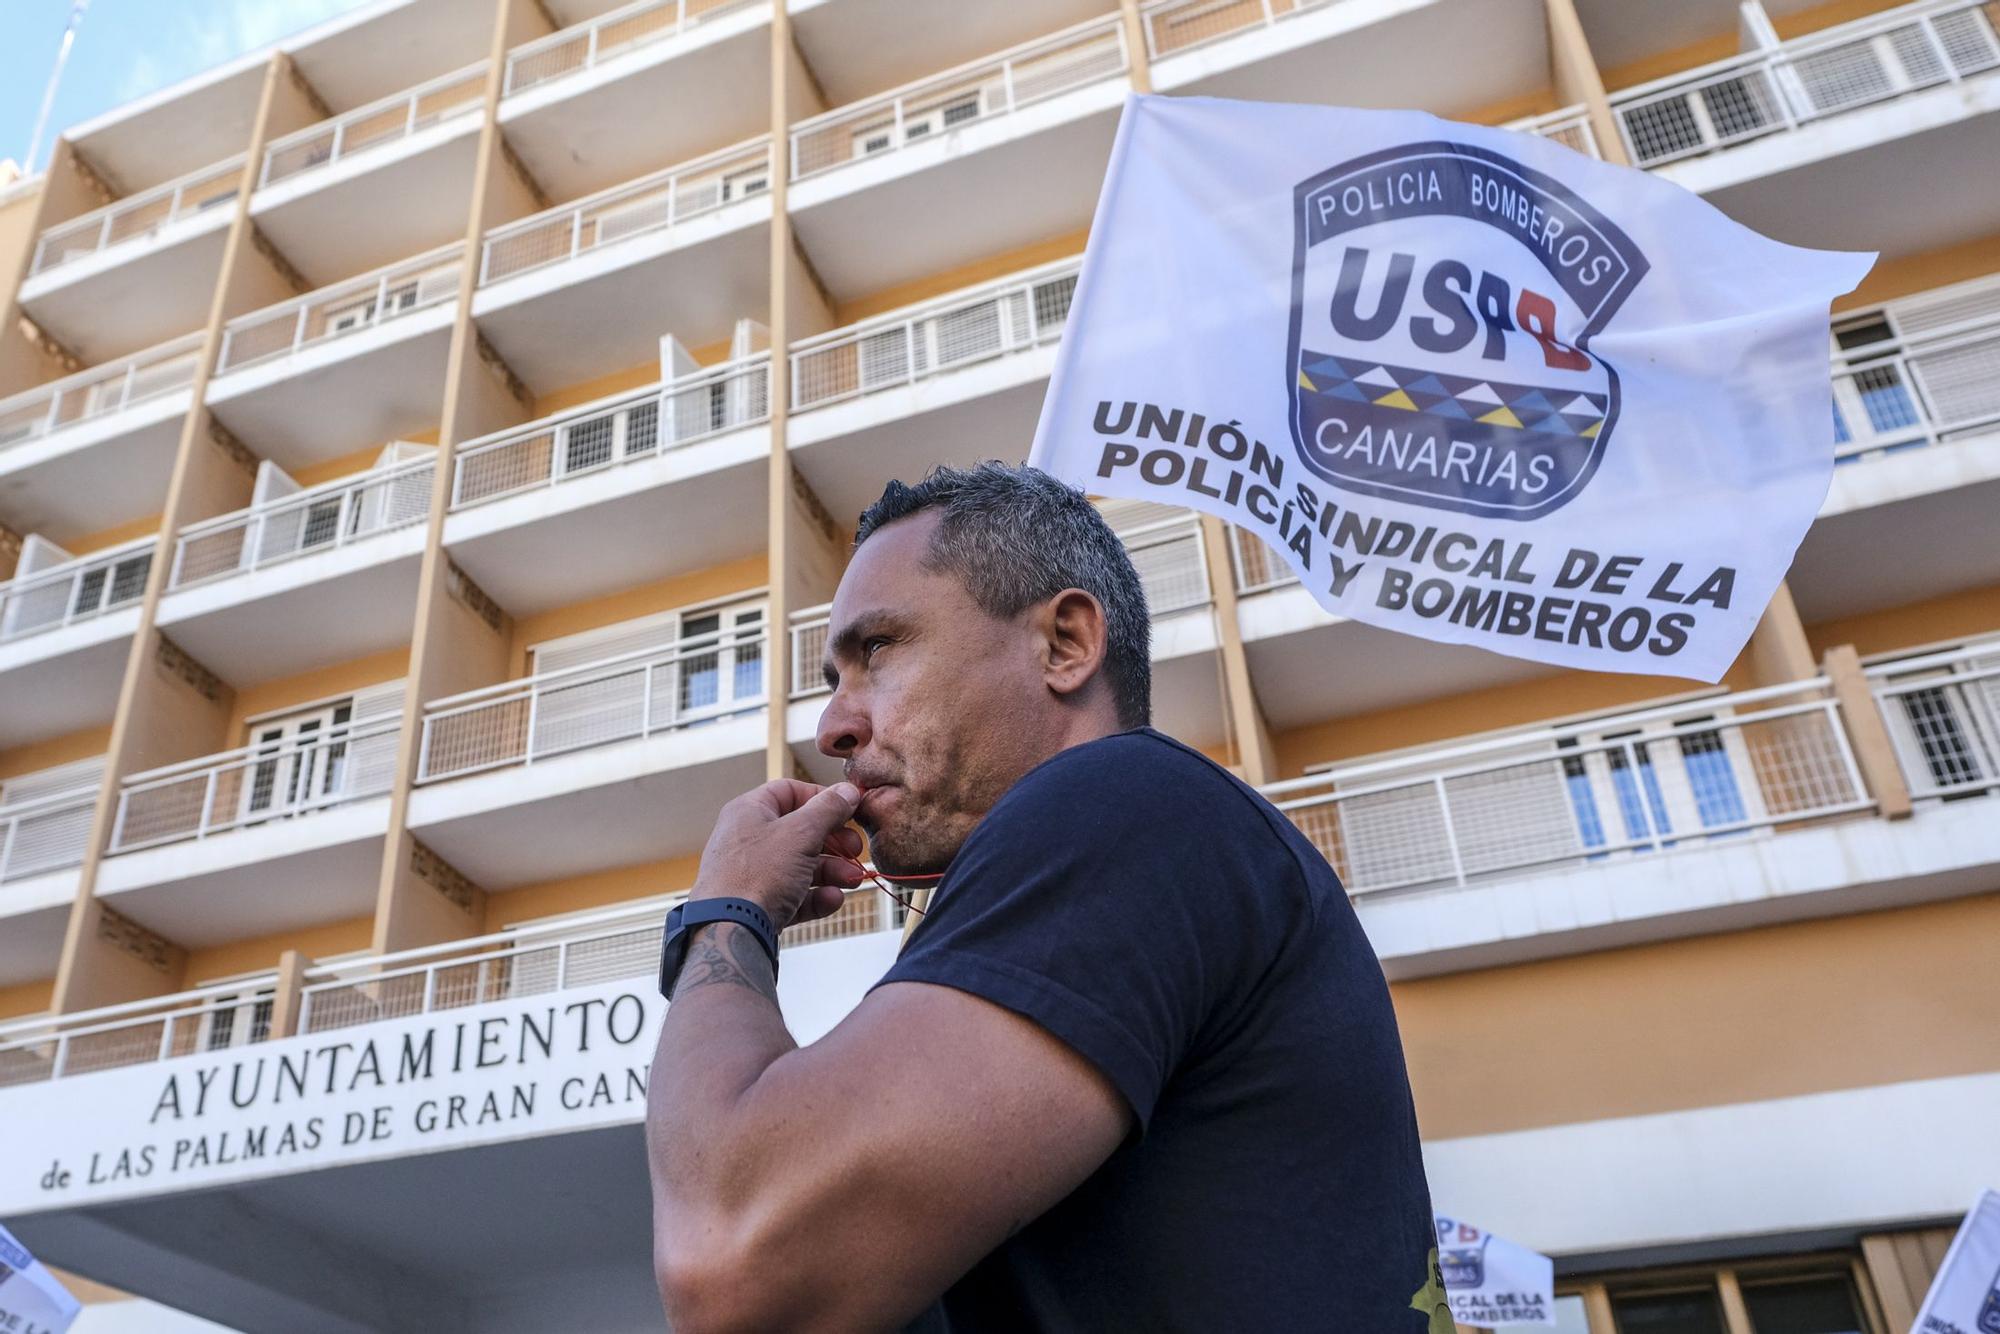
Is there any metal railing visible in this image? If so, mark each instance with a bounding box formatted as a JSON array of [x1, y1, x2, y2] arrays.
[[1832, 301, 2000, 461], [1504, 104, 1601, 158], [1868, 635, 2000, 800], [789, 17, 1128, 180], [450, 355, 769, 509], [504, 0, 763, 96], [1228, 526, 1298, 596], [417, 627, 767, 782], [261, 62, 488, 188], [1610, 0, 2000, 167], [0, 977, 279, 1089], [789, 605, 833, 698], [108, 718, 402, 854], [0, 334, 203, 453], [480, 138, 771, 284], [0, 785, 97, 885], [28, 155, 245, 277], [1263, 679, 1872, 898], [169, 457, 436, 589], [1140, 0, 1335, 58], [216, 243, 463, 374], [0, 537, 154, 643], [791, 259, 1080, 412], [298, 890, 900, 1034]]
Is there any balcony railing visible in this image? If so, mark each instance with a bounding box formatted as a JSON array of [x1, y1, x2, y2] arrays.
[[503, 0, 762, 96], [0, 786, 97, 885], [0, 977, 278, 1088], [417, 625, 767, 782], [261, 62, 488, 188], [1833, 293, 2000, 461], [0, 537, 153, 643], [789, 17, 1128, 180], [108, 718, 401, 854], [0, 334, 203, 454], [169, 457, 436, 589], [1611, 0, 2000, 167], [216, 244, 463, 374], [479, 138, 771, 284], [1262, 679, 1872, 899], [791, 259, 1080, 412], [1505, 104, 1601, 158], [299, 890, 900, 1034], [1868, 635, 2000, 800], [28, 156, 245, 278], [451, 355, 769, 509]]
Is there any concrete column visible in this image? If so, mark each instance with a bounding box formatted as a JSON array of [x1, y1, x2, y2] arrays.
[[1745, 581, 1817, 685], [1713, 1270, 1756, 1334], [1545, 0, 1628, 166], [765, 3, 799, 782], [1579, 1284, 1616, 1334], [1822, 644, 1914, 819], [267, 949, 310, 1039]]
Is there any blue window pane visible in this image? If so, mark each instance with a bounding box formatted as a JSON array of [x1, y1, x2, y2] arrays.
[[1562, 761, 1607, 851], [1858, 378, 1919, 432], [1680, 731, 1747, 828], [1832, 398, 1851, 444]]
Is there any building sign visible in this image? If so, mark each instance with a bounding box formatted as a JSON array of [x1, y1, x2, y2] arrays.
[[0, 933, 897, 1218], [1436, 1215, 1555, 1327], [1914, 1189, 2000, 1334], [1030, 96, 1874, 682]]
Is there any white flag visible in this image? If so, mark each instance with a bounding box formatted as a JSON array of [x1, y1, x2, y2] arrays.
[[1436, 1214, 1556, 1327], [1912, 1189, 2000, 1334], [0, 1223, 80, 1333], [1030, 96, 1874, 682]]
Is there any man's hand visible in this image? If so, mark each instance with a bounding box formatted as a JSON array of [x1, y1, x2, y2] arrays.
[[688, 779, 867, 930]]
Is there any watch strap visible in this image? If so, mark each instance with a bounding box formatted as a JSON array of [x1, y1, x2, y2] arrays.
[[659, 897, 780, 998]]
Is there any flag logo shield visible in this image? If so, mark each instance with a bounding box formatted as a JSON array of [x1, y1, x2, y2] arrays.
[[1288, 141, 1649, 520]]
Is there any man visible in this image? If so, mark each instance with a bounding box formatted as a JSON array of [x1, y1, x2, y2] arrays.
[[647, 463, 1443, 1332]]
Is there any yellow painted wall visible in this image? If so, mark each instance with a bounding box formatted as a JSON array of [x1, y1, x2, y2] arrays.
[[0, 174, 44, 310], [831, 228, 1089, 327], [180, 914, 375, 984], [481, 853, 702, 932], [1838, 231, 2000, 312], [1397, 891, 2000, 1139], [0, 977, 52, 1021], [505, 553, 767, 674], [56, 512, 159, 556], [1462, 85, 1558, 127], [225, 647, 411, 738], [1807, 582, 2000, 660], [530, 337, 733, 418], [1599, 0, 1907, 92], [0, 724, 111, 782], [288, 429, 441, 489]]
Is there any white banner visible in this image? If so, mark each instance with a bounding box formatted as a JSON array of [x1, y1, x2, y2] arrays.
[[1436, 1215, 1555, 1327], [1912, 1189, 2000, 1334], [1030, 96, 1874, 682], [0, 1222, 80, 1334]]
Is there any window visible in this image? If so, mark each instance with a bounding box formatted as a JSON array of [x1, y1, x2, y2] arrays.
[[1739, 1274, 1867, 1332], [1612, 1289, 1727, 1333], [1578, 1255, 1880, 1334]]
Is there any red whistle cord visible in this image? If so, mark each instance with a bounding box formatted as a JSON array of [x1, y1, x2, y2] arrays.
[[836, 855, 944, 918]]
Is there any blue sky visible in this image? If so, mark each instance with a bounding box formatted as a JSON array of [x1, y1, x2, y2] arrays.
[[1, 0, 375, 172]]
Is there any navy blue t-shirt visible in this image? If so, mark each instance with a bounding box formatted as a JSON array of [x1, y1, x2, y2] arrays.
[[877, 729, 1441, 1332]]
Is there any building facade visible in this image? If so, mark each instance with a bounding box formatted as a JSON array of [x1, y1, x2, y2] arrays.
[[0, 0, 1995, 1329]]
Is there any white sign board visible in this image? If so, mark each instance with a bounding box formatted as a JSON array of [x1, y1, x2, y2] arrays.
[[0, 1222, 79, 1333], [1437, 1214, 1555, 1327], [1913, 1189, 2000, 1334], [1031, 95, 1874, 682]]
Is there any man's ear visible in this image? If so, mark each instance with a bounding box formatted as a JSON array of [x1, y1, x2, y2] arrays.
[[1039, 589, 1109, 702]]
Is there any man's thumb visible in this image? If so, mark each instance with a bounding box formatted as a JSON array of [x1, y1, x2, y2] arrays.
[[794, 781, 861, 832]]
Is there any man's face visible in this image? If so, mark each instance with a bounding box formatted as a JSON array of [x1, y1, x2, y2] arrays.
[[817, 513, 1056, 876]]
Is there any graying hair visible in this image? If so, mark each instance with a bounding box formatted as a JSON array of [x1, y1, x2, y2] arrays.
[[854, 463, 1152, 728]]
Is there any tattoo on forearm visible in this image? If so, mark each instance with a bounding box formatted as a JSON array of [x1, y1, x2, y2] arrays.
[[671, 924, 778, 1003]]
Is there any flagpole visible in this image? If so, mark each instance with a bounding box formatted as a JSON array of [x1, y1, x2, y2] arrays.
[[25, 0, 91, 174]]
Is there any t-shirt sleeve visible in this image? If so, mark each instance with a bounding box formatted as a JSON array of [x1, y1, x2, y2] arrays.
[[871, 737, 1306, 1129]]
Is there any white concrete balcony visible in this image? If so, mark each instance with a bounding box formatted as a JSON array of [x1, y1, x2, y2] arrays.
[[1868, 634, 2000, 802], [207, 245, 462, 466], [0, 334, 200, 537], [96, 721, 399, 944], [471, 140, 772, 393], [253, 62, 489, 284], [17, 156, 244, 362], [1143, 0, 1553, 125], [787, 17, 1129, 299], [0, 975, 281, 1089], [154, 459, 433, 684], [0, 538, 152, 748], [787, 258, 1078, 522], [408, 623, 768, 887], [500, 0, 773, 200], [444, 360, 770, 613], [1611, 0, 2000, 259]]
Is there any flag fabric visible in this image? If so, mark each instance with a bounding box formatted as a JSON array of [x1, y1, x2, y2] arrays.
[[1435, 1214, 1556, 1327], [1912, 1189, 2000, 1334], [1029, 95, 1874, 682], [0, 1223, 80, 1333]]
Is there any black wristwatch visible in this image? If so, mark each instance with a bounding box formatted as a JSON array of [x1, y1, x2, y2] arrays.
[[658, 897, 780, 999]]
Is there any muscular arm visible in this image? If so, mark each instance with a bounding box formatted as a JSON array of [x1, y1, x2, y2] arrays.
[[647, 925, 1130, 1332]]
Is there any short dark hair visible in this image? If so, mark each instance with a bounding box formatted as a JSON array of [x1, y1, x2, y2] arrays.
[[855, 463, 1152, 729]]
